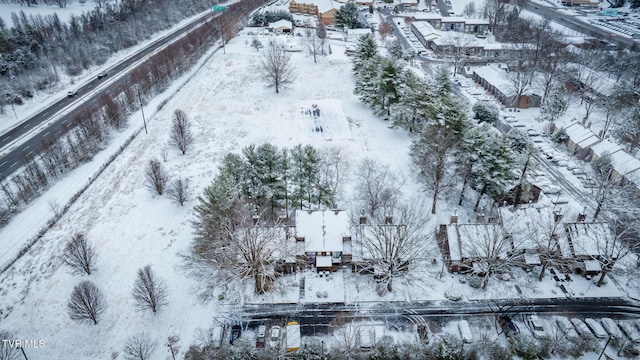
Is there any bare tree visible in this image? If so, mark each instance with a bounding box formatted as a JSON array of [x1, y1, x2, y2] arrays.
[[590, 152, 635, 220], [354, 158, 403, 220], [132, 265, 168, 314], [458, 222, 523, 289], [318, 146, 350, 206], [527, 210, 570, 281], [356, 200, 432, 294], [0, 331, 20, 360], [169, 109, 193, 155], [302, 28, 324, 63], [439, 35, 475, 77], [123, 334, 157, 360], [145, 158, 169, 195], [189, 207, 286, 295], [62, 233, 96, 275], [462, 2, 477, 17], [68, 281, 107, 325], [168, 178, 190, 206], [378, 22, 393, 40], [614, 102, 640, 152], [260, 43, 295, 93], [569, 219, 640, 287], [505, 59, 535, 109], [482, 0, 508, 32], [330, 315, 362, 358], [411, 124, 459, 214]]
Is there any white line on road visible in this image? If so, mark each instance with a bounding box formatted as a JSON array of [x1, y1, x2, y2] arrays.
[[10, 162, 18, 168], [44, 131, 50, 136], [0, 161, 6, 167]]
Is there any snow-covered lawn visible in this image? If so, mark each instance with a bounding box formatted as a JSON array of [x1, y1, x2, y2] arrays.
[[1, 7, 638, 360], [0, 27, 415, 359]]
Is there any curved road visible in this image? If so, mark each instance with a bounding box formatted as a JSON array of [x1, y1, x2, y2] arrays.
[[0, 10, 220, 179]]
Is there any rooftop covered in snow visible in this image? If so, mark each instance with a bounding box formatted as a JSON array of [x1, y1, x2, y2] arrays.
[[295, 210, 350, 253]]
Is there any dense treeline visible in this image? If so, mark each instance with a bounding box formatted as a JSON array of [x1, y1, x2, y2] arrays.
[[0, 0, 225, 106]]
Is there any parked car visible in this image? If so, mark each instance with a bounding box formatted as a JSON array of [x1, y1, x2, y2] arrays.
[[528, 315, 546, 339], [97, 71, 108, 79], [230, 325, 242, 345], [67, 89, 79, 98], [585, 318, 608, 339], [556, 317, 579, 339], [619, 322, 640, 343], [256, 325, 266, 348], [571, 318, 593, 339], [499, 316, 519, 338], [269, 325, 281, 349], [458, 320, 473, 343], [600, 318, 623, 340]]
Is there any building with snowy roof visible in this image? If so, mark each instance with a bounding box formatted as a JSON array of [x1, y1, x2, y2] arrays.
[[438, 208, 613, 277], [294, 210, 352, 271], [563, 121, 601, 158], [407, 13, 489, 35], [289, 0, 342, 25], [472, 64, 541, 108], [269, 19, 293, 34]]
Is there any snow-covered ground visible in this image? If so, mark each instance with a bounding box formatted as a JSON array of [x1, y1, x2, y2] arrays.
[[1, 2, 640, 359]]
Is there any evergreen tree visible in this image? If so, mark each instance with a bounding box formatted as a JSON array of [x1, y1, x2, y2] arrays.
[[254, 143, 286, 218], [433, 66, 453, 97], [388, 39, 404, 60], [290, 144, 332, 209], [334, 1, 362, 30], [391, 69, 436, 132], [373, 58, 403, 116], [538, 86, 568, 123], [439, 95, 470, 138], [472, 101, 499, 124], [354, 56, 381, 106], [463, 124, 517, 211], [632, 0, 640, 9], [352, 33, 378, 75]]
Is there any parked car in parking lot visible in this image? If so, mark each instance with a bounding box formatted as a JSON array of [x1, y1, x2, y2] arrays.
[[230, 325, 242, 344], [585, 318, 608, 339], [571, 318, 593, 339], [601, 318, 623, 340], [619, 322, 640, 343], [269, 325, 281, 349], [458, 320, 473, 343], [528, 315, 546, 338], [499, 316, 519, 338], [556, 317, 579, 339], [256, 325, 266, 348]]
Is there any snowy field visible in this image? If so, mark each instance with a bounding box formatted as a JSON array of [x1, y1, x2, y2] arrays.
[[1, 2, 640, 359], [0, 26, 415, 359]]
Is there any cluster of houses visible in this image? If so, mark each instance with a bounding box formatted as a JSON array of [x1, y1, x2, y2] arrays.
[[438, 207, 615, 278], [552, 121, 640, 194], [267, 208, 614, 285]]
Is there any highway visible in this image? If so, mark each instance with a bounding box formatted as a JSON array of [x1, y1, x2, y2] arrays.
[[0, 10, 220, 180]]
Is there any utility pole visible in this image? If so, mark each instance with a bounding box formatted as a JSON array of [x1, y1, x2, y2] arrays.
[[597, 335, 611, 360], [19, 346, 28, 360], [212, 6, 227, 54], [136, 87, 148, 135]]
